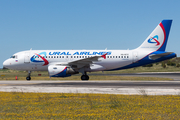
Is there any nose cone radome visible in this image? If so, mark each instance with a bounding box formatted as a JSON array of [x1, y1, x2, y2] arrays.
[[3, 59, 10, 69]]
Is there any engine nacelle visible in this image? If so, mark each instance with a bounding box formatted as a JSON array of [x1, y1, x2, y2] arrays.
[[48, 65, 78, 77]]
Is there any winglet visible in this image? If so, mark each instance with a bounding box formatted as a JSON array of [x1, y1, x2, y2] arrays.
[[101, 53, 107, 59]]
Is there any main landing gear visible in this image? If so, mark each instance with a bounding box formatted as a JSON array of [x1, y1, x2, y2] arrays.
[[26, 71, 31, 81], [81, 72, 89, 80]]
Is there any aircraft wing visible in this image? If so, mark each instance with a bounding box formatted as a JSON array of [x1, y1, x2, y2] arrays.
[[68, 53, 107, 69], [149, 52, 174, 60]]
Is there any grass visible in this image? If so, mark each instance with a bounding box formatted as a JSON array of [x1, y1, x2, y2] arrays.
[[99, 63, 180, 74], [0, 92, 180, 119]]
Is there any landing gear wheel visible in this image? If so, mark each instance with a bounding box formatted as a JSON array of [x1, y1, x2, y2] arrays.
[[26, 71, 31, 81], [26, 76, 31, 81], [81, 75, 89, 81]]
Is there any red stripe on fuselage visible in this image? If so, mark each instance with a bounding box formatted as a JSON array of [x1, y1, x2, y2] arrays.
[[35, 53, 49, 66]]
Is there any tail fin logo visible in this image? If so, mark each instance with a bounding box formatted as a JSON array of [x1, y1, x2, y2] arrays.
[[147, 35, 160, 46]]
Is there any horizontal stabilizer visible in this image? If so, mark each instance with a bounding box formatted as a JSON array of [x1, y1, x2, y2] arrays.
[[149, 52, 174, 60]]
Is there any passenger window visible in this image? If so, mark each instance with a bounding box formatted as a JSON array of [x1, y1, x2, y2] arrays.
[[66, 56, 68, 58], [62, 56, 64, 58], [51, 56, 53, 58], [60, 56, 61, 58], [124, 56, 126, 58], [127, 56, 129, 58], [54, 56, 56, 58]]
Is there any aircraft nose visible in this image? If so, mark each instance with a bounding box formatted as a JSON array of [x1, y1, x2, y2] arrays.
[[3, 59, 10, 69]]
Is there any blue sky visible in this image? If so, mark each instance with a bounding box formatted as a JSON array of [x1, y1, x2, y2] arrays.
[[0, 0, 180, 68]]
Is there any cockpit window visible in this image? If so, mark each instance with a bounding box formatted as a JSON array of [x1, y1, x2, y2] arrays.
[[10, 56, 15, 58], [10, 55, 17, 59]]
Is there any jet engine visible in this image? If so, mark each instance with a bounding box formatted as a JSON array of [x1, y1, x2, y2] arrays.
[[48, 65, 78, 77]]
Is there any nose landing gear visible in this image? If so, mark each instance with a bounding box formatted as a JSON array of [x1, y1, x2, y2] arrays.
[[26, 76, 31, 80], [26, 71, 31, 81]]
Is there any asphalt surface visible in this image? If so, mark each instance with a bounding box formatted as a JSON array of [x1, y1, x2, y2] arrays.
[[0, 80, 180, 95], [0, 72, 180, 95], [5, 81, 180, 88]]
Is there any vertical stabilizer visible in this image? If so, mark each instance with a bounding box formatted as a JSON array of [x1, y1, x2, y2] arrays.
[[137, 20, 172, 51]]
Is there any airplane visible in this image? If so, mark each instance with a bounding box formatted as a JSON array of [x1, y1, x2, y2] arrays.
[[3, 19, 176, 81]]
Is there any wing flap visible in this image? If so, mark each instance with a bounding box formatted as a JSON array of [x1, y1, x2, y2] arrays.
[[68, 53, 107, 68]]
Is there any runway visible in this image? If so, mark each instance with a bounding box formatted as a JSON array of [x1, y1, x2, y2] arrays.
[[1, 72, 180, 95], [91, 72, 180, 80], [0, 80, 180, 95]]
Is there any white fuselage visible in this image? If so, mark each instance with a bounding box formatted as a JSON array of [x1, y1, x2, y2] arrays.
[[3, 49, 148, 72]]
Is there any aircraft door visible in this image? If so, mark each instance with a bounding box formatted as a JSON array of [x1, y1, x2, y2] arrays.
[[133, 52, 138, 63], [24, 52, 30, 63]]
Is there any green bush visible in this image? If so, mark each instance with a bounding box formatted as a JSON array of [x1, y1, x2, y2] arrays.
[[167, 60, 176, 66], [162, 62, 166, 68], [176, 63, 180, 67], [142, 64, 153, 67]]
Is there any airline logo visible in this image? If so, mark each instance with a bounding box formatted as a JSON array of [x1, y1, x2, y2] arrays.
[[148, 35, 160, 46], [49, 51, 111, 56], [30, 52, 49, 66]]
